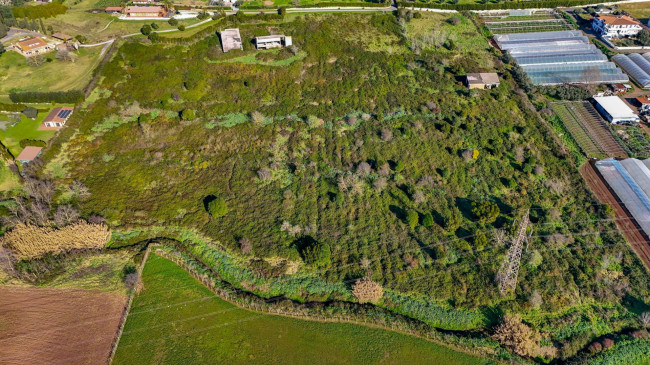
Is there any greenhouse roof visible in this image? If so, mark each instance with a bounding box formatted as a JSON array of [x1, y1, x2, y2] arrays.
[[596, 158, 650, 237], [494, 30, 625, 85]]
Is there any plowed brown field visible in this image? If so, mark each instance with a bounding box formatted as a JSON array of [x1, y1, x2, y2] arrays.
[[0, 287, 126, 365], [580, 162, 650, 269]]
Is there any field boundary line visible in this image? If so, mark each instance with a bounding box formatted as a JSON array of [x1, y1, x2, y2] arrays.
[[107, 245, 151, 364]]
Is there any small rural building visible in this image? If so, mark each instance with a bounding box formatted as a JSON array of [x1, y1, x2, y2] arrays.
[[637, 96, 650, 113], [593, 15, 642, 38], [51, 33, 73, 42], [254, 35, 292, 50], [464, 73, 499, 89], [125, 6, 165, 18], [220, 28, 243, 52], [594, 95, 640, 124], [13, 37, 54, 57], [105, 6, 123, 13], [16, 146, 43, 164], [43, 107, 73, 128]]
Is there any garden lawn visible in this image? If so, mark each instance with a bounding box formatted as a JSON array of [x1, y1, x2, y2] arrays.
[[0, 107, 62, 156], [0, 48, 102, 96], [113, 254, 492, 365]]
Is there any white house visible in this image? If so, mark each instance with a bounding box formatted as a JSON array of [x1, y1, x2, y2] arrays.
[[254, 35, 292, 50], [594, 96, 640, 124], [593, 15, 642, 38]]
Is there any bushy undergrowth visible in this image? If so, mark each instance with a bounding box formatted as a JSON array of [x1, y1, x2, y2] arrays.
[[39, 12, 650, 361]]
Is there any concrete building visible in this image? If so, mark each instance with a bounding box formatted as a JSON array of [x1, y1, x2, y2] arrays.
[[125, 6, 165, 18], [593, 95, 640, 124], [220, 28, 242, 52], [593, 15, 642, 38], [254, 35, 292, 50], [464, 73, 500, 89], [16, 146, 43, 164], [13, 37, 54, 57]]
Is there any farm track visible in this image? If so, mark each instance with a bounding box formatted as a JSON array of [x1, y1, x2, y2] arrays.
[[552, 101, 628, 159], [580, 163, 650, 270]]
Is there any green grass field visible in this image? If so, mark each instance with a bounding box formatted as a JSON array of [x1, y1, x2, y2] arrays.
[[113, 254, 492, 364], [0, 48, 102, 97], [0, 106, 63, 156], [619, 2, 650, 22]]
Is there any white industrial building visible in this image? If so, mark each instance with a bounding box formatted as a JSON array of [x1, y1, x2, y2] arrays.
[[593, 96, 640, 124], [254, 35, 292, 50]]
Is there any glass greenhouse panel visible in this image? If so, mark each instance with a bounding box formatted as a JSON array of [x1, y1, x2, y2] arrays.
[[613, 54, 650, 88]]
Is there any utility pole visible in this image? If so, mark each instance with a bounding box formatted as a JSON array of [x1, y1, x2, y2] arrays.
[[497, 210, 529, 295]]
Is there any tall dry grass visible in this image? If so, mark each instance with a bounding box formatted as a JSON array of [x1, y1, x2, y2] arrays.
[[1, 223, 111, 259]]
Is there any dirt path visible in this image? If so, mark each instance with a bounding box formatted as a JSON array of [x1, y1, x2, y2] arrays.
[[580, 162, 650, 269], [0, 286, 126, 365]]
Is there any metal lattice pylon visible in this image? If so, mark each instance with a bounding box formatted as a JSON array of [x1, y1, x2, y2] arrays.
[[497, 210, 530, 295]]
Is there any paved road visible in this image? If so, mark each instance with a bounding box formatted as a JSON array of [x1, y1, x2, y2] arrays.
[[0, 28, 43, 44]]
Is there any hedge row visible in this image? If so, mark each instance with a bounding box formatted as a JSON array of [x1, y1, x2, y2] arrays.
[[239, 1, 388, 9], [9, 90, 84, 104], [174, 5, 231, 10], [0, 103, 26, 113], [19, 139, 47, 148], [397, 0, 623, 10], [12, 2, 67, 20]]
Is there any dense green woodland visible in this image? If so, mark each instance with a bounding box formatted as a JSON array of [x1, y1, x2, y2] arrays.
[[38, 13, 650, 361]]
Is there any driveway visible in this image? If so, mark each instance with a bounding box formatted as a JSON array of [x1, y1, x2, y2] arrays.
[[0, 28, 44, 44]]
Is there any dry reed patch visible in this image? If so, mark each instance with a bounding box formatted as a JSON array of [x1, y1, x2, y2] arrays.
[[1, 223, 111, 260]]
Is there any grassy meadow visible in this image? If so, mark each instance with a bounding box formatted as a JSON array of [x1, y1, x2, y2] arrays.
[[113, 253, 493, 364], [0, 49, 102, 97]]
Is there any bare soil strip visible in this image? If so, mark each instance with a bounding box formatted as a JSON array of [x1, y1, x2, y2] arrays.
[[0, 286, 126, 365]]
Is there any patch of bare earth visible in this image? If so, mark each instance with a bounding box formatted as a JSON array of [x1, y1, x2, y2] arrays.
[[0, 286, 126, 365]]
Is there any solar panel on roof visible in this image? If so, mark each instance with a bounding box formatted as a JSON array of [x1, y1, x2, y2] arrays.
[[57, 110, 72, 119]]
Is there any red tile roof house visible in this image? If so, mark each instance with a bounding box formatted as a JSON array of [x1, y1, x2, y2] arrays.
[[13, 37, 55, 57], [16, 146, 43, 164], [124, 6, 165, 18], [42, 107, 73, 128], [105, 6, 123, 13]]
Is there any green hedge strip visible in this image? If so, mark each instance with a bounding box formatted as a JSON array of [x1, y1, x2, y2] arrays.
[[397, 0, 623, 10]]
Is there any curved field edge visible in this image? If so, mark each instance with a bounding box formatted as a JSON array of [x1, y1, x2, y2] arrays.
[[107, 226, 486, 331], [112, 252, 505, 364]]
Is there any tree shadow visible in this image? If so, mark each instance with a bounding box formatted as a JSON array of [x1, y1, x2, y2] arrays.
[[622, 293, 650, 315], [389, 205, 406, 221], [454, 197, 474, 220], [202, 195, 216, 212]]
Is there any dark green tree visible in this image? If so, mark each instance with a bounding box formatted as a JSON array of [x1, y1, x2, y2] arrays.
[[207, 197, 228, 217], [422, 212, 434, 227], [406, 210, 419, 229], [472, 201, 500, 224], [140, 24, 152, 35], [302, 243, 331, 268]]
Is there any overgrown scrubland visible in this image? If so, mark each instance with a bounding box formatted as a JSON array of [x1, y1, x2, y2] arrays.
[[38, 12, 650, 361]]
